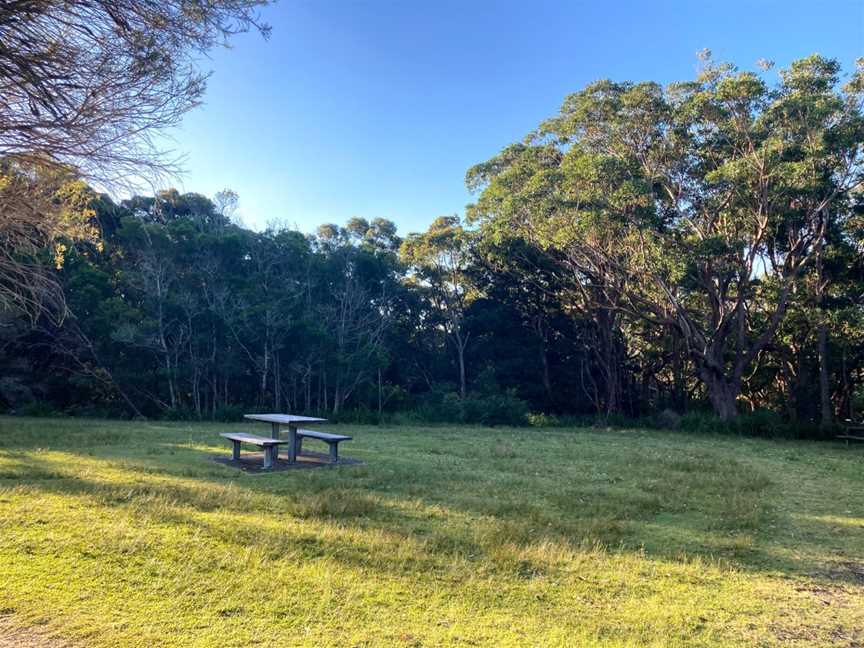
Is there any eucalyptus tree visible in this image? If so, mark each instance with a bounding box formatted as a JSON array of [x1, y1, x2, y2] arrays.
[[471, 236, 574, 410], [0, 1, 270, 324], [0, 158, 100, 320], [312, 219, 401, 414], [468, 54, 864, 419], [112, 212, 189, 410], [400, 215, 476, 399], [0, 1, 270, 186]]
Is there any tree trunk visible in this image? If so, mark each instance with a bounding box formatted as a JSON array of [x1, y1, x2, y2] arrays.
[[702, 370, 739, 420], [274, 352, 281, 411], [780, 356, 799, 423], [535, 317, 553, 406], [333, 376, 342, 415], [595, 312, 620, 416], [456, 335, 467, 399], [672, 334, 685, 412], [192, 369, 201, 418], [260, 339, 269, 406], [816, 252, 832, 428], [817, 324, 832, 428], [165, 355, 176, 409], [378, 367, 383, 416], [540, 344, 552, 405], [323, 370, 329, 413]]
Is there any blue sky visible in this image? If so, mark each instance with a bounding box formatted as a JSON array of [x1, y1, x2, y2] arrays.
[[167, 0, 864, 234]]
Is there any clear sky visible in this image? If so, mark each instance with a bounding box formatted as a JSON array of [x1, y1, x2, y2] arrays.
[[166, 0, 864, 234]]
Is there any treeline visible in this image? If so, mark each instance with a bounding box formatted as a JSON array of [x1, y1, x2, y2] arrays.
[[0, 193, 543, 424], [1, 54, 863, 434]]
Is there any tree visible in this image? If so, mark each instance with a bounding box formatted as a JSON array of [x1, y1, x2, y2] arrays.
[[0, 1, 270, 322], [214, 189, 241, 226], [312, 220, 399, 414], [0, 158, 100, 320], [401, 216, 476, 399], [468, 55, 864, 419], [0, 1, 270, 186]]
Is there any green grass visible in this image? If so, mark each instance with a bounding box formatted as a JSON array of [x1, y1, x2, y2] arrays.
[[0, 417, 862, 647]]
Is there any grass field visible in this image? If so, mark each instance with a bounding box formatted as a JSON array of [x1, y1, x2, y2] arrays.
[[0, 416, 862, 647]]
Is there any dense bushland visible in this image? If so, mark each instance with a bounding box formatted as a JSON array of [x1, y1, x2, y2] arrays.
[[1, 55, 862, 436]]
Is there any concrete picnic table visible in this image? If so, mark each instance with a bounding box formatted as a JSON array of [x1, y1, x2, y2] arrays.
[[243, 413, 327, 463]]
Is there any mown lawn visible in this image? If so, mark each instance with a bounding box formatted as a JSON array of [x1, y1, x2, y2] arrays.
[[0, 416, 862, 647]]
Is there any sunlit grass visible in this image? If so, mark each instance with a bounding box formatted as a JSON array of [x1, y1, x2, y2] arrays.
[[1, 417, 862, 646]]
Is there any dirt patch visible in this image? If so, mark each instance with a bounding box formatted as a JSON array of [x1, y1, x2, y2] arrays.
[[771, 623, 863, 647], [827, 561, 864, 584], [803, 560, 864, 587], [213, 450, 362, 473], [0, 616, 75, 648], [803, 560, 864, 596], [792, 582, 836, 605]]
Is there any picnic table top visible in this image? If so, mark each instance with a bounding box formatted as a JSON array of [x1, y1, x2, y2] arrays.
[[244, 413, 328, 425]]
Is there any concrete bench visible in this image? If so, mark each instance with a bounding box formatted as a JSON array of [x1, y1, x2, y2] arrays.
[[837, 423, 864, 445], [296, 428, 352, 463], [221, 432, 291, 469]]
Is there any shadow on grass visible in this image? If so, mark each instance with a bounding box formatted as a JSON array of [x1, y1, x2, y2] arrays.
[[2, 426, 863, 590]]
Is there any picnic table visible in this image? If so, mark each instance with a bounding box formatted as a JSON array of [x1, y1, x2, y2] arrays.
[[837, 421, 864, 445], [243, 413, 327, 463]]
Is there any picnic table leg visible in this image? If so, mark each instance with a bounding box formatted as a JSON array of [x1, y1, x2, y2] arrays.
[[232, 440, 241, 461], [263, 445, 274, 470], [329, 441, 339, 464], [287, 424, 298, 463], [271, 423, 280, 460]]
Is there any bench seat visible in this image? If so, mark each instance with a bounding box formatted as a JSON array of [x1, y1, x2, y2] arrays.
[[837, 434, 864, 443], [221, 432, 291, 469], [837, 422, 864, 445], [296, 428, 352, 463]]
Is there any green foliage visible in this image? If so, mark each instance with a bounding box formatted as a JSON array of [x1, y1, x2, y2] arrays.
[[403, 383, 529, 427], [460, 390, 529, 426], [15, 401, 59, 417], [526, 410, 832, 441], [677, 411, 830, 440], [162, 407, 199, 421], [1, 54, 863, 432], [212, 405, 245, 422], [468, 53, 864, 422], [412, 385, 463, 423], [654, 408, 683, 430]]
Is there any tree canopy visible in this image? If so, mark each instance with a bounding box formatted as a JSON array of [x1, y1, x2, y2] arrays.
[[0, 53, 862, 434], [0, 0, 270, 321], [467, 53, 864, 421]]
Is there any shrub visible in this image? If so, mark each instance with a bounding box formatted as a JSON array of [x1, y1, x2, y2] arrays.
[[678, 410, 828, 440], [401, 383, 529, 426], [411, 385, 462, 423], [527, 412, 560, 427], [328, 407, 382, 425], [734, 410, 783, 437], [679, 412, 718, 434], [16, 401, 59, 417], [388, 410, 426, 426], [162, 407, 197, 421], [655, 408, 682, 430], [460, 390, 528, 427], [0, 376, 34, 406], [65, 403, 127, 419], [598, 412, 637, 428], [212, 405, 244, 422]]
